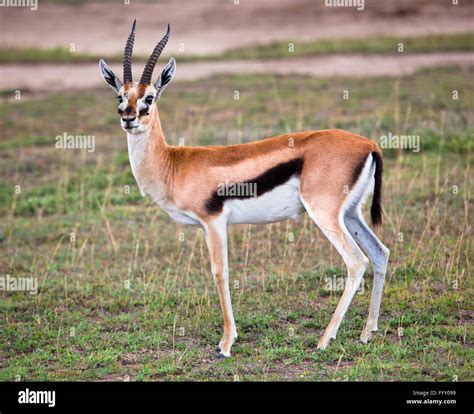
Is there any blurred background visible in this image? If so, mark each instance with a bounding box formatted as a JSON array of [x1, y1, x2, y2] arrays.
[[0, 0, 472, 381]]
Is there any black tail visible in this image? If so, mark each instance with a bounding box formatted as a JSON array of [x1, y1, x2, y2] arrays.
[[371, 151, 383, 227]]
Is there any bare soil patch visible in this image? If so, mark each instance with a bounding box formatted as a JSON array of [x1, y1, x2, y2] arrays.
[[1, 52, 472, 93], [0, 0, 472, 55]]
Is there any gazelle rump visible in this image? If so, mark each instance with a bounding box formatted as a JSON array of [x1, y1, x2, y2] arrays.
[[99, 21, 390, 358]]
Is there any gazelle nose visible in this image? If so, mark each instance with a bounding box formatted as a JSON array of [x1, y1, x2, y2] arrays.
[[122, 116, 136, 123]]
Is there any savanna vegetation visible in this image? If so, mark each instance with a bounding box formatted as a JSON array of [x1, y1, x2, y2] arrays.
[[0, 65, 472, 381]]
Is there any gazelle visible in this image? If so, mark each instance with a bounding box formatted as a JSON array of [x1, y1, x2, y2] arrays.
[[99, 21, 390, 358]]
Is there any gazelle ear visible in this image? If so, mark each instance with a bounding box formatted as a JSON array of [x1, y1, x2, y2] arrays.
[[99, 59, 122, 93], [154, 57, 176, 99]]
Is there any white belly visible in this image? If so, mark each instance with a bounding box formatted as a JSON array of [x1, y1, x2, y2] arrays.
[[226, 176, 305, 224]]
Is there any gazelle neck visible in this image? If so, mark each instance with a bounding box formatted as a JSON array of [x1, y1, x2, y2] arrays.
[[126, 107, 172, 202], [127, 106, 167, 147]]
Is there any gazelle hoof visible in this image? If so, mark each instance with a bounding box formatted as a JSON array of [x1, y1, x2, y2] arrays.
[[216, 352, 230, 359], [360, 328, 377, 343], [317, 336, 334, 350], [360, 332, 372, 343]]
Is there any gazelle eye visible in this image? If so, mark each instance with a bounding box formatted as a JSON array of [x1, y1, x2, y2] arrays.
[[145, 95, 154, 105], [117, 95, 123, 103]]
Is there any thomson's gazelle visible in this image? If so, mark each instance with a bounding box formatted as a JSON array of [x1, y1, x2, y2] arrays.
[[99, 21, 390, 358]]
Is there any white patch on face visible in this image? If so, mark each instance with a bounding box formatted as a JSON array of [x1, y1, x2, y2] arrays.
[[117, 86, 129, 112], [137, 100, 148, 113], [138, 85, 156, 114], [118, 97, 128, 112]]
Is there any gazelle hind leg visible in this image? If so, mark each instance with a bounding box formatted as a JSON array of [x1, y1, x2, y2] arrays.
[[300, 196, 369, 349], [203, 214, 237, 358], [345, 208, 389, 343]]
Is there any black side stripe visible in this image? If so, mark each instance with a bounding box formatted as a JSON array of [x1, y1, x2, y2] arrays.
[[205, 158, 304, 214]]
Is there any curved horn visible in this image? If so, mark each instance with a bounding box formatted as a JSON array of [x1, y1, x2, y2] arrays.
[[123, 19, 137, 84], [140, 24, 171, 85]]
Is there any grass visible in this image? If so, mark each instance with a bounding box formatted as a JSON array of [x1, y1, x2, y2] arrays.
[[1, 33, 473, 64], [0, 66, 472, 381], [204, 33, 474, 61]]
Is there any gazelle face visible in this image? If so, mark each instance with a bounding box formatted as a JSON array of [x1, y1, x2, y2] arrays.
[[117, 83, 158, 134], [98, 21, 176, 136]]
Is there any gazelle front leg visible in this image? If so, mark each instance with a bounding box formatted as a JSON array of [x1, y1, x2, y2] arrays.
[[203, 215, 237, 358]]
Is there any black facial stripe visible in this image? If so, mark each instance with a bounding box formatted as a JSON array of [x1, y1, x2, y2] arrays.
[[204, 158, 304, 214], [139, 107, 149, 116]]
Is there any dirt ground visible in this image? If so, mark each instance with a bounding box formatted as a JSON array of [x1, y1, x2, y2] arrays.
[[2, 52, 473, 92], [1, 0, 473, 55]]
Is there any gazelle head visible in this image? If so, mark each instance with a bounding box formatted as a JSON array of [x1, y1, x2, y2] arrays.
[[99, 20, 176, 135]]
